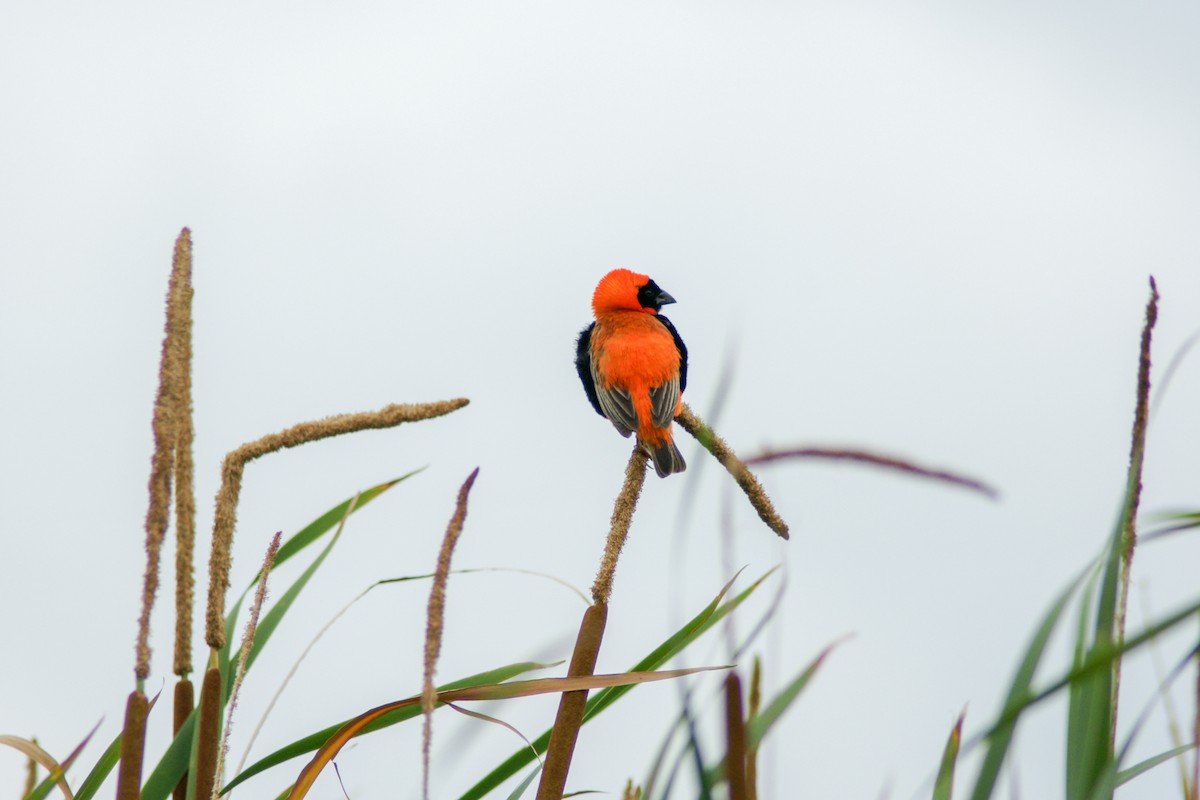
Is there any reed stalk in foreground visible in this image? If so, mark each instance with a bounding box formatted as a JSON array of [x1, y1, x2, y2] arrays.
[[537, 447, 646, 799], [422, 469, 480, 800], [724, 672, 748, 800]]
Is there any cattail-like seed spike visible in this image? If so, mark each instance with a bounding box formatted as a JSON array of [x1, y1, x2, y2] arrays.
[[115, 690, 149, 800], [536, 603, 608, 800], [135, 230, 195, 682], [422, 469, 479, 800], [193, 663, 222, 800], [203, 398, 469, 649], [591, 447, 649, 604], [724, 673, 748, 800], [171, 228, 197, 678], [213, 532, 282, 800], [674, 404, 790, 540], [173, 678, 194, 800]]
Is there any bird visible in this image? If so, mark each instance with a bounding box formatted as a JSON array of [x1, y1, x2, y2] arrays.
[[575, 268, 688, 477]]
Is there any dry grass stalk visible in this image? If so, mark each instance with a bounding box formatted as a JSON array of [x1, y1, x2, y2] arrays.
[[172, 228, 197, 679], [115, 690, 149, 800], [590, 447, 649, 604], [746, 656, 762, 800], [674, 404, 790, 540], [213, 532, 282, 800], [194, 664, 222, 800], [24, 743, 37, 797], [536, 602, 608, 800], [135, 229, 195, 683], [203, 397, 470, 649], [1113, 277, 1158, 742], [421, 468, 480, 800], [724, 672, 748, 800], [173, 678, 194, 800], [745, 447, 997, 499]]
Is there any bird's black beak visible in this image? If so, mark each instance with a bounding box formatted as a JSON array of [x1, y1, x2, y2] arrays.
[[638, 278, 677, 311]]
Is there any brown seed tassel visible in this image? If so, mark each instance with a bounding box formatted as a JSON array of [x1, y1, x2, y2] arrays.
[[116, 690, 149, 800], [173, 678, 194, 800], [536, 602, 608, 800], [194, 666, 222, 800]]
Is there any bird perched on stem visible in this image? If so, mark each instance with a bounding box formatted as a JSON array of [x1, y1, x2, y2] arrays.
[[575, 269, 688, 477]]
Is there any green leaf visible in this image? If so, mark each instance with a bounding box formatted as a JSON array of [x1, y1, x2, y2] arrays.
[[1115, 741, 1197, 787], [745, 640, 838, 750], [222, 662, 548, 794], [140, 707, 196, 800], [932, 709, 966, 800], [969, 566, 1089, 800], [458, 568, 776, 800], [223, 473, 420, 693], [72, 729, 123, 800]]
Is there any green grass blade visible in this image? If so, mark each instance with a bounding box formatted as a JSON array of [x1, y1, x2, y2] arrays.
[[585, 568, 775, 724], [969, 567, 1087, 800], [140, 707, 197, 800], [223, 473, 421, 690], [217, 474, 419, 685], [502, 766, 542, 800], [745, 640, 838, 750], [221, 662, 547, 794], [932, 709, 966, 800], [458, 568, 776, 800], [1115, 742, 1197, 787], [270, 472, 420, 575], [73, 726, 126, 800]]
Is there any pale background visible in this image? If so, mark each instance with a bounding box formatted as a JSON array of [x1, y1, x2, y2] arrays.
[[2, 2, 1199, 798]]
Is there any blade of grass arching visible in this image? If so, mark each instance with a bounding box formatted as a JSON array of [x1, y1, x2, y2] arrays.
[[140, 707, 196, 800], [1068, 531, 1121, 800], [25, 726, 93, 800], [222, 662, 551, 794], [1115, 742, 1197, 787], [585, 568, 775, 723], [969, 568, 1086, 800], [700, 639, 841, 788], [504, 766, 542, 800], [217, 474, 419, 684], [0, 737, 68, 799], [270, 473, 419, 572], [932, 709, 966, 800], [72, 730, 124, 800], [285, 668, 725, 800], [458, 569, 775, 800], [1066, 566, 1103, 800], [226, 492, 363, 691], [992, 595, 1200, 738], [745, 640, 840, 750]]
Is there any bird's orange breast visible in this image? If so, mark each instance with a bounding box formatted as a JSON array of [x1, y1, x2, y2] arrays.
[[590, 311, 681, 392]]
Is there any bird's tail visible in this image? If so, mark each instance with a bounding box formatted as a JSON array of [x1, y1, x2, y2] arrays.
[[644, 437, 686, 478]]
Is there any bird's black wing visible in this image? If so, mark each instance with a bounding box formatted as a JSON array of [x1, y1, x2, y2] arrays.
[[575, 323, 605, 417]]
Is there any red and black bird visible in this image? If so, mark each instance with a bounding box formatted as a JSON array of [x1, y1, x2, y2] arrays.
[[575, 269, 689, 477]]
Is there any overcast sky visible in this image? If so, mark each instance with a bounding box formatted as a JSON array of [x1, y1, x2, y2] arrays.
[[3, 2, 1200, 798]]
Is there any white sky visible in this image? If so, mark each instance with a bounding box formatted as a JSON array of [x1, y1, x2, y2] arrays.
[[2, 2, 1200, 798]]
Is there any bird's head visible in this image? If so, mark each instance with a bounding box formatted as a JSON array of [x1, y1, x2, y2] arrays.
[[592, 268, 676, 316]]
